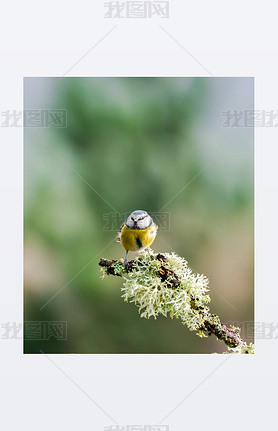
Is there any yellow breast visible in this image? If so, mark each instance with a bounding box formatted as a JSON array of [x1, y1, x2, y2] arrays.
[[120, 223, 158, 252]]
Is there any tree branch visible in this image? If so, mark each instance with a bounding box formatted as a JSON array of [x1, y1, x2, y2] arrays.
[[99, 252, 253, 354]]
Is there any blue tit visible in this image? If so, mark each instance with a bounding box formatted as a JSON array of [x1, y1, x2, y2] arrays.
[[117, 210, 158, 269]]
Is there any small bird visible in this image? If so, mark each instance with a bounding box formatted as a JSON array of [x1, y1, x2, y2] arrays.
[[117, 210, 158, 269]]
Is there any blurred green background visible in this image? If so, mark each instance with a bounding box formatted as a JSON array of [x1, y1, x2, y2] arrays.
[[24, 77, 253, 354]]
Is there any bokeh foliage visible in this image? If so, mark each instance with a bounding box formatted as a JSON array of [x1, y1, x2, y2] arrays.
[[24, 77, 253, 353]]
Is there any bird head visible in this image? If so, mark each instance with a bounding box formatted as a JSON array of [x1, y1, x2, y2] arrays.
[[125, 210, 153, 230]]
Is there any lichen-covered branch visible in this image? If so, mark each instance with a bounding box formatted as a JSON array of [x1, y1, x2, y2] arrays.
[[99, 249, 254, 354]]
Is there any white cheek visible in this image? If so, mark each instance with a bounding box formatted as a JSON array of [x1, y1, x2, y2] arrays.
[[139, 219, 149, 229]]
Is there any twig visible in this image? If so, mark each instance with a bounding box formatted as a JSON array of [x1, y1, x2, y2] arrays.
[[99, 253, 253, 353]]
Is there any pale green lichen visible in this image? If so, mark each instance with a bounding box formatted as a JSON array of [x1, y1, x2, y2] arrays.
[[99, 266, 108, 279], [227, 342, 255, 354], [120, 248, 210, 332], [100, 248, 254, 353]]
